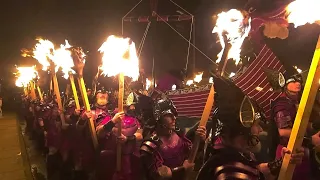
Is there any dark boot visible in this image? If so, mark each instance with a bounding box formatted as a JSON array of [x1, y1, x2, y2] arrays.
[[60, 160, 73, 180], [46, 153, 61, 180], [73, 170, 88, 180], [31, 167, 46, 180]]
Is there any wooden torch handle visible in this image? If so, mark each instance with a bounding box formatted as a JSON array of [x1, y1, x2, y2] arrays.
[[278, 35, 320, 180], [77, 76, 99, 150], [69, 74, 80, 110], [117, 72, 125, 172], [188, 84, 215, 163], [37, 86, 43, 101], [30, 81, 37, 100], [51, 72, 67, 127]]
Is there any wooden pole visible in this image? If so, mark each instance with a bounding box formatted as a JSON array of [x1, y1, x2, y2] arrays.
[[186, 84, 215, 179], [77, 76, 99, 150], [27, 84, 31, 97], [37, 86, 43, 101], [77, 78, 84, 106], [30, 81, 37, 100], [117, 72, 125, 172], [69, 73, 80, 110], [152, 57, 156, 89], [220, 58, 228, 77], [278, 35, 320, 180], [50, 79, 53, 95], [23, 87, 28, 96], [51, 72, 67, 128], [220, 43, 231, 77], [192, 18, 196, 73]]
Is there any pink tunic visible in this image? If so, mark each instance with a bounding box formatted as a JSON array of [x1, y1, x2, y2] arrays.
[[96, 115, 140, 180]]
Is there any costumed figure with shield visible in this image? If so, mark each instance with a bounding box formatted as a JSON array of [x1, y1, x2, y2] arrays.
[[267, 70, 320, 180], [196, 76, 305, 180]]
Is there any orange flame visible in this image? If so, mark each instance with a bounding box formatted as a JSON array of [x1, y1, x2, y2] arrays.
[[194, 72, 203, 83], [186, 80, 194, 86], [33, 39, 55, 71], [145, 78, 156, 90], [15, 66, 38, 87], [98, 35, 139, 81], [286, 0, 320, 28], [212, 9, 251, 65], [51, 40, 76, 79]]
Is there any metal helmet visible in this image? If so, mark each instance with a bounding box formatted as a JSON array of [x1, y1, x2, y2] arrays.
[[95, 87, 108, 96], [264, 68, 303, 91], [153, 97, 178, 122], [126, 92, 139, 107], [212, 76, 264, 138], [285, 74, 303, 85]]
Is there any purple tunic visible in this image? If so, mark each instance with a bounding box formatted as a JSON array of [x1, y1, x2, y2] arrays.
[[73, 106, 110, 171], [60, 105, 78, 155], [140, 131, 192, 180], [44, 105, 62, 149], [272, 93, 310, 179], [96, 115, 140, 180]]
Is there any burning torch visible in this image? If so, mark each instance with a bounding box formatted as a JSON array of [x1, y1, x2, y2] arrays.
[[99, 35, 140, 172]]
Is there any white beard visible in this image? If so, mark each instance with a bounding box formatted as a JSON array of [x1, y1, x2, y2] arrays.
[[96, 99, 107, 106]]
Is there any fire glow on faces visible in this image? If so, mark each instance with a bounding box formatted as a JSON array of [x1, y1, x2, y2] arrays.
[[161, 114, 176, 130], [286, 81, 301, 93], [248, 121, 263, 153], [96, 93, 108, 106]]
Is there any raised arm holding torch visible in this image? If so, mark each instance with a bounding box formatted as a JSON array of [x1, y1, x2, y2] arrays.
[[71, 47, 99, 149], [98, 35, 140, 172], [278, 0, 320, 179], [52, 40, 80, 110], [32, 39, 67, 128]]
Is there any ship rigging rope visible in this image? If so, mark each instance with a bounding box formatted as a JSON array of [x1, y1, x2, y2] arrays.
[[137, 22, 151, 58], [121, 0, 143, 35], [169, 0, 194, 70], [153, 12, 218, 67], [185, 17, 193, 70], [121, 0, 230, 76]]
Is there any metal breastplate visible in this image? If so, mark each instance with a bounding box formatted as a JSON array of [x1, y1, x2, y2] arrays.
[[159, 133, 184, 168], [214, 162, 262, 180], [198, 148, 263, 180]]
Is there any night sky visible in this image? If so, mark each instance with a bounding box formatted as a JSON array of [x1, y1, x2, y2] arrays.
[[1, 0, 319, 97]]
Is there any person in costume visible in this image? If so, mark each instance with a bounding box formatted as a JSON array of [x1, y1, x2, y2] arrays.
[[43, 96, 63, 180], [87, 88, 95, 104], [126, 91, 154, 134], [95, 95, 143, 180], [22, 95, 34, 134], [33, 99, 47, 154], [196, 76, 305, 180], [74, 87, 112, 180], [140, 97, 207, 180], [59, 98, 80, 180], [269, 72, 320, 179]]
